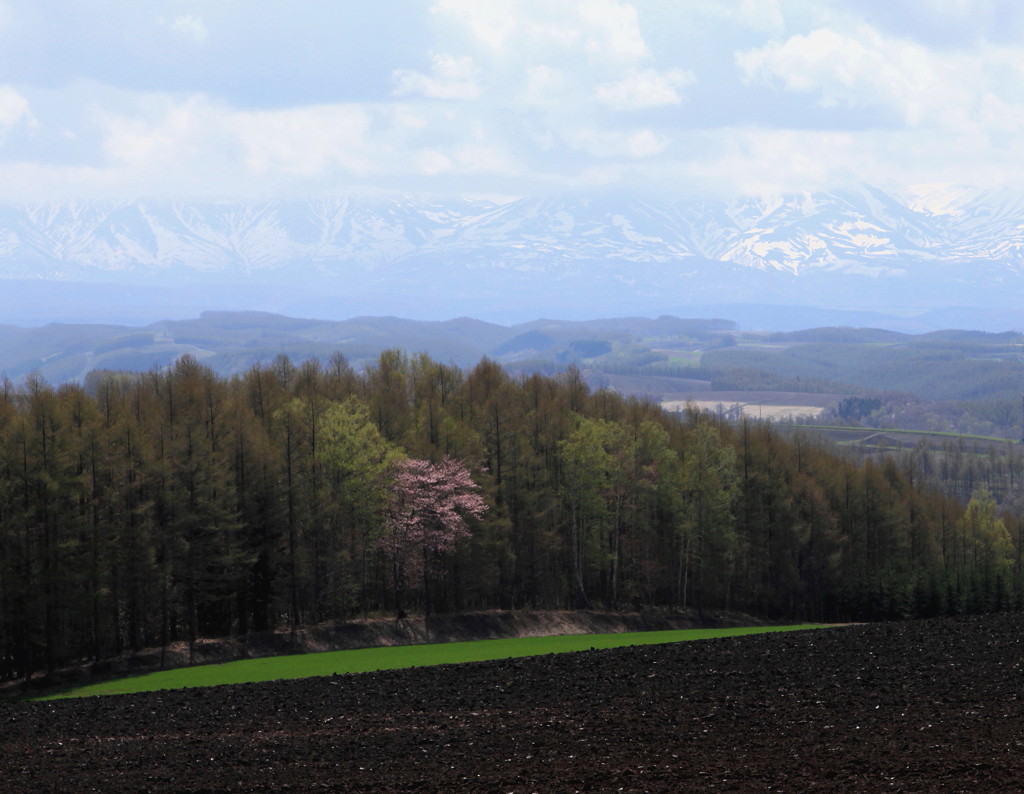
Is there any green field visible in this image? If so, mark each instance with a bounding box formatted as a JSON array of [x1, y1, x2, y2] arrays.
[[810, 425, 1008, 443], [37, 625, 826, 700], [651, 350, 702, 366], [791, 424, 1013, 452]]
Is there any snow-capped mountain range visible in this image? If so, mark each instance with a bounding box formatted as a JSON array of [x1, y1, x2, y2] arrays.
[[3, 184, 1024, 323]]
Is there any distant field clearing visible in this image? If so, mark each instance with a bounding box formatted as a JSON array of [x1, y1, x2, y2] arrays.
[[662, 400, 827, 420]]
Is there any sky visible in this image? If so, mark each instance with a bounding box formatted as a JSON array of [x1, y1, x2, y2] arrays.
[[1, 0, 1024, 201]]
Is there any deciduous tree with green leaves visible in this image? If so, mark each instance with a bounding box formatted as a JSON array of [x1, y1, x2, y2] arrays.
[[317, 396, 402, 615], [678, 420, 739, 613]]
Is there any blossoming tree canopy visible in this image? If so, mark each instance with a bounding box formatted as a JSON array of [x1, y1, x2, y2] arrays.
[[381, 456, 488, 614], [382, 456, 488, 555]]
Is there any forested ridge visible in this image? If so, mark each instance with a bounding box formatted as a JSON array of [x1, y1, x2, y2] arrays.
[[0, 352, 1019, 681]]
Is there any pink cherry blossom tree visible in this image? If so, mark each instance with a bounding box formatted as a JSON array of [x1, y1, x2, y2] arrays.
[[381, 456, 488, 616]]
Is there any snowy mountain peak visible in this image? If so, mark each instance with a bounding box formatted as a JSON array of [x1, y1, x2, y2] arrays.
[[904, 183, 984, 217], [2, 185, 1024, 318]]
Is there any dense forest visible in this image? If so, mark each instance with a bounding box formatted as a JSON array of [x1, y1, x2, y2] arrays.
[[702, 333, 1024, 402], [0, 352, 1021, 681]]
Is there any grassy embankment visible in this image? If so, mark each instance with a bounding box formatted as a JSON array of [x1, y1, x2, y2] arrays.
[[37, 625, 826, 700]]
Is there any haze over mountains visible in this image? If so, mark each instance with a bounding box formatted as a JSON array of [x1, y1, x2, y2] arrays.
[[3, 184, 1024, 330], [0, 312, 736, 386]]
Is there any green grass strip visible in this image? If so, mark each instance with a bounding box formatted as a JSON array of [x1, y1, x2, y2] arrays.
[[808, 425, 1010, 443], [37, 624, 826, 700]]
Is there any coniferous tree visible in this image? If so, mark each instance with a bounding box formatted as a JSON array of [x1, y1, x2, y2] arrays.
[[2, 351, 1023, 679]]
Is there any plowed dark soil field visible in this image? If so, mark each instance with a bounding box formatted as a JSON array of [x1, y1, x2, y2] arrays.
[[4, 614, 1024, 792]]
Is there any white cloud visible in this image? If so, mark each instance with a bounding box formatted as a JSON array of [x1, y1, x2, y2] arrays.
[[683, 128, 858, 195], [417, 140, 512, 175], [101, 95, 209, 169], [0, 162, 124, 200], [8, 1, 1024, 201], [94, 93, 382, 189], [625, 129, 667, 157], [678, 122, 1024, 196], [577, 0, 648, 61], [393, 53, 481, 100], [523, 19, 582, 49], [392, 107, 428, 130], [669, 0, 789, 34], [740, 28, 926, 111], [595, 67, 694, 110], [430, 0, 518, 51], [451, 142, 511, 172], [27, 83, 519, 199], [736, 0, 785, 33], [523, 65, 567, 106], [418, 148, 453, 175], [167, 14, 208, 44], [232, 105, 375, 176], [735, 22, 1024, 184], [431, 0, 652, 68], [565, 127, 667, 158], [736, 26, 986, 126], [0, 85, 32, 134]]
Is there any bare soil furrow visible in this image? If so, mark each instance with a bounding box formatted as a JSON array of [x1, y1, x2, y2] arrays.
[[3, 615, 1024, 792]]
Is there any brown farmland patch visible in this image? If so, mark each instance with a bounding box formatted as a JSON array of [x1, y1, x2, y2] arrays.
[[664, 400, 828, 421], [661, 391, 843, 421], [4, 613, 1024, 791]]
